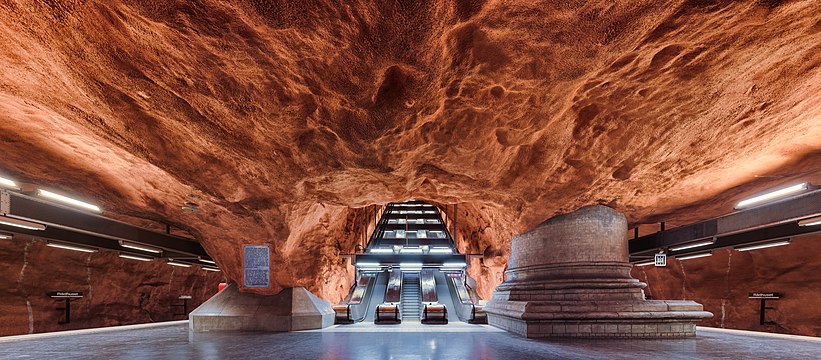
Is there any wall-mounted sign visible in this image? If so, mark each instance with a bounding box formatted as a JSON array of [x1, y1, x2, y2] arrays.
[[243, 245, 270, 288], [654, 253, 667, 267], [749, 292, 782, 299], [48, 291, 83, 298]]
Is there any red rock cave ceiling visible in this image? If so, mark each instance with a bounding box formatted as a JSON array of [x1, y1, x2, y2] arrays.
[[0, 1, 819, 300]]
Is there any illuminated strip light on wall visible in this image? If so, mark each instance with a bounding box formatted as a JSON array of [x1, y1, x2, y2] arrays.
[[0, 216, 46, 231], [676, 252, 712, 261], [0, 176, 19, 189], [200, 259, 216, 264], [119, 240, 162, 254], [119, 253, 153, 262], [634, 260, 656, 267], [734, 183, 810, 209], [735, 239, 791, 252], [669, 238, 716, 252], [202, 266, 220, 272], [167, 261, 192, 268], [38, 189, 102, 213], [47, 241, 98, 253], [798, 216, 821, 227]]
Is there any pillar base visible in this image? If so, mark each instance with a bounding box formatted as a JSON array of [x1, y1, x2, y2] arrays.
[[189, 284, 334, 332]]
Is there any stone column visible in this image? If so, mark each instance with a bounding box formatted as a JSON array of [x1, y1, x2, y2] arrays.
[[485, 205, 711, 338]]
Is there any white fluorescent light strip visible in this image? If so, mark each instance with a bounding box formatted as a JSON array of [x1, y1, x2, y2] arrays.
[[47, 242, 98, 253], [429, 248, 452, 254], [400, 262, 423, 267], [368, 248, 394, 254], [798, 216, 821, 227], [634, 261, 655, 267], [201, 259, 216, 264], [676, 252, 712, 261], [735, 183, 809, 209], [38, 189, 101, 212], [400, 248, 423, 254], [202, 267, 220, 272], [120, 241, 162, 254], [735, 240, 791, 252], [0, 233, 12, 240], [0, 177, 18, 189], [355, 262, 381, 267], [119, 253, 153, 262], [0, 216, 46, 231], [443, 262, 467, 267], [670, 239, 715, 252], [167, 261, 192, 268]]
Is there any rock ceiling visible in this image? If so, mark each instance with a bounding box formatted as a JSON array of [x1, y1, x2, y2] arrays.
[[0, 0, 818, 299]]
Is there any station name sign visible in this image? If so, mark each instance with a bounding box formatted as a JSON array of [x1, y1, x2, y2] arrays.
[[48, 291, 84, 298], [748, 292, 781, 299]]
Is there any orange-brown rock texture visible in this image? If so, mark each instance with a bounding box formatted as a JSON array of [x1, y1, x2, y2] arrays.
[[0, 236, 223, 336], [0, 0, 819, 334]]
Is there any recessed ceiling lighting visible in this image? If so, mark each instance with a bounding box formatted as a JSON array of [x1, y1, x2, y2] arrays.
[[735, 239, 791, 252], [368, 248, 393, 254], [0, 176, 19, 189], [429, 247, 452, 254], [167, 261, 192, 268], [0, 216, 46, 231], [798, 216, 821, 227], [119, 253, 153, 262], [735, 183, 811, 209], [355, 262, 381, 267], [676, 252, 712, 261], [38, 189, 101, 212], [119, 240, 162, 254], [670, 239, 716, 252], [47, 241, 98, 253]]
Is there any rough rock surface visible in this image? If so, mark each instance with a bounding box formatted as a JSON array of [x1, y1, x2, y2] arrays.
[[0, 236, 222, 336], [0, 0, 818, 312]]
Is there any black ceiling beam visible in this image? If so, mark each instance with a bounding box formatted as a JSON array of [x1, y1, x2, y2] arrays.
[[0, 223, 194, 259], [1, 190, 208, 257], [630, 189, 821, 255]]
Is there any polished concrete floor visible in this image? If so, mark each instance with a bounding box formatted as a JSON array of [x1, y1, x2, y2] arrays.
[[1, 321, 820, 360]]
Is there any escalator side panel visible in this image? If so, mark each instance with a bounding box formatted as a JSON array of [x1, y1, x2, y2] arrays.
[[420, 269, 438, 303]]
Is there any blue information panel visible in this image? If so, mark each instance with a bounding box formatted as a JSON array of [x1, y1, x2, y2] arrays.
[[243, 245, 270, 288]]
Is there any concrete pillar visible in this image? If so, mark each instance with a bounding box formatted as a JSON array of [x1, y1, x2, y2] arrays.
[[485, 205, 712, 338]]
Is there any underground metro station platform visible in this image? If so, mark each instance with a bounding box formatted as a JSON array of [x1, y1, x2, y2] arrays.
[[0, 1, 820, 359]]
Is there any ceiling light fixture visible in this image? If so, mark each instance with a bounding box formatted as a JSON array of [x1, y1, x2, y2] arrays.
[[355, 262, 381, 267], [0, 216, 46, 231], [38, 189, 101, 212], [0, 233, 12, 240], [119, 240, 162, 254], [734, 183, 811, 209], [0, 176, 19, 189], [167, 261, 192, 268], [202, 266, 220, 272], [368, 248, 393, 254], [798, 216, 821, 227], [47, 241, 98, 253], [400, 247, 423, 254], [429, 247, 452, 254], [119, 253, 153, 262], [200, 259, 216, 265], [735, 239, 791, 252], [676, 252, 712, 261], [634, 260, 656, 267], [670, 238, 716, 252]]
